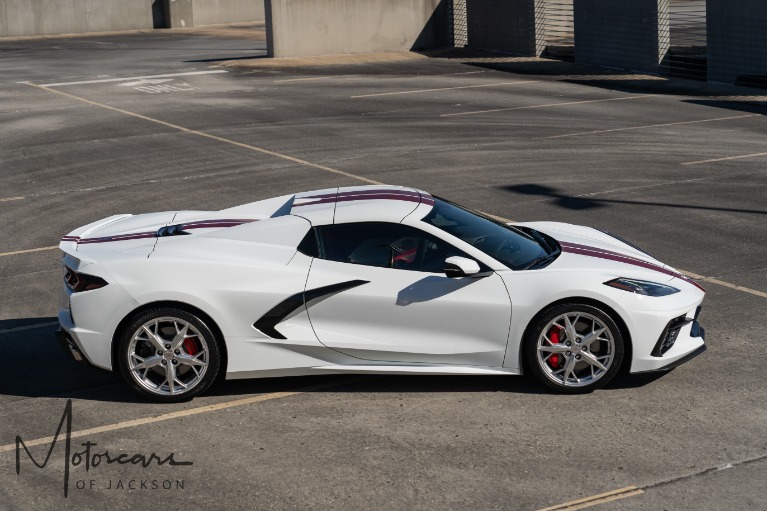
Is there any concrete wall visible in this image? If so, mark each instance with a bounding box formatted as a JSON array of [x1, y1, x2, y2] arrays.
[[166, 0, 265, 28], [0, 0, 152, 37], [194, 0, 264, 26], [466, 0, 545, 56], [707, 0, 767, 84], [573, 0, 669, 74], [265, 0, 450, 58]]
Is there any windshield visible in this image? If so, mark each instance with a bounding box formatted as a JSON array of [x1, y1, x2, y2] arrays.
[[422, 198, 559, 271]]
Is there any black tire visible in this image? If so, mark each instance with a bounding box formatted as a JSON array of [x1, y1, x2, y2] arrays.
[[523, 303, 624, 394], [117, 307, 221, 403]]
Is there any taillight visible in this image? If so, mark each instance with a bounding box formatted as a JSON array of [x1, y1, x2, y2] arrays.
[[64, 266, 108, 292]]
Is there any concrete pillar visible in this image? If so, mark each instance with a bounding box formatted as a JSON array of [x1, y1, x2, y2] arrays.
[[265, 0, 450, 58], [707, 0, 767, 84], [465, 0, 545, 56], [573, 0, 669, 74], [166, 0, 195, 29]]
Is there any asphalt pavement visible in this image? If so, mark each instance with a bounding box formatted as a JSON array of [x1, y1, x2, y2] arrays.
[[1, 25, 766, 511]]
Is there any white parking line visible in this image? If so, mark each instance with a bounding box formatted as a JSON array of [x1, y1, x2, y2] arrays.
[[274, 74, 357, 83], [351, 80, 537, 98], [545, 114, 759, 139], [26, 82, 383, 185], [0, 378, 365, 454], [681, 270, 767, 299], [442, 94, 654, 117], [0, 322, 58, 335], [0, 246, 58, 257], [682, 151, 767, 166], [536, 486, 644, 511], [26, 70, 228, 88]]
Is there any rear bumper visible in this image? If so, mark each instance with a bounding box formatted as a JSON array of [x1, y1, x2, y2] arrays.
[[55, 327, 97, 369]]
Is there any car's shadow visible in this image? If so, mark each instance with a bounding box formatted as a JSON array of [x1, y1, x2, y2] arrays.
[[0, 317, 664, 404]]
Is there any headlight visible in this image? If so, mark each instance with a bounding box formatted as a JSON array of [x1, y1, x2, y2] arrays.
[[604, 278, 680, 296]]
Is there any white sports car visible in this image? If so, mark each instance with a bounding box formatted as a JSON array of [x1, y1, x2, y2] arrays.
[[57, 185, 706, 402]]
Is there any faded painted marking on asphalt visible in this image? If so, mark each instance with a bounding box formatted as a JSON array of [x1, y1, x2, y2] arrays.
[[29, 70, 228, 88], [0, 322, 59, 335], [274, 74, 357, 83], [0, 196, 25, 203], [681, 270, 767, 299], [442, 94, 654, 117], [545, 114, 759, 139], [352, 80, 537, 98], [536, 486, 644, 511], [682, 151, 767, 165], [0, 379, 362, 454], [25, 82, 383, 185], [0, 246, 58, 257], [275, 71, 485, 84]]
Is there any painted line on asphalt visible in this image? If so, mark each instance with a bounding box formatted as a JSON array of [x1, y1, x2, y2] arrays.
[[536, 486, 644, 511], [0, 196, 25, 203], [442, 94, 654, 117], [0, 322, 59, 335], [545, 114, 759, 139], [274, 74, 357, 83], [275, 71, 486, 84], [0, 246, 58, 257], [25, 82, 383, 185], [351, 80, 537, 98], [27, 70, 229, 88], [680, 270, 767, 299], [0, 378, 362, 454], [682, 151, 767, 166]]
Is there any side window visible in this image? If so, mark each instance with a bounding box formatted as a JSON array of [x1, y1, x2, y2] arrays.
[[316, 222, 474, 273]]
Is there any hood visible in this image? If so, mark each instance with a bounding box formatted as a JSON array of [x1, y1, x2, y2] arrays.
[[516, 221, 702, 290]]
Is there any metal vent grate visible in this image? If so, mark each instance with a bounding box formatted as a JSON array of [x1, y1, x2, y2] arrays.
[[660, 0, 707, 80], [452, 0, 468, 48], [543, 0, 574, 61]]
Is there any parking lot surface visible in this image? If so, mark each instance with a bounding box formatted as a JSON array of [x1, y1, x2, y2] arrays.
[[1, 26, 766, 510]]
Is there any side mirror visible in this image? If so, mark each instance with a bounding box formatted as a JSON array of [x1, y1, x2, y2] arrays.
[[444, 256, 481, 278]]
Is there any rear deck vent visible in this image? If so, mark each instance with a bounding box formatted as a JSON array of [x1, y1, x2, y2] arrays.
[[156, 224, 190, 237]]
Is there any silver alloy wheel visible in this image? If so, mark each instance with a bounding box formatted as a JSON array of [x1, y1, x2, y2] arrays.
[[536, 312, 615, 388], [127, 317, 209, 396]]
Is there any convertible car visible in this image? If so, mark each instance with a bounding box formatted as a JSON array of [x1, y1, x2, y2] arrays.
[[57, 185, 706, 402]]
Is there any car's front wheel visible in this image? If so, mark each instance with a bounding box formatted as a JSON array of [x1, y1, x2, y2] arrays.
[[117, 308, 221, 402], [524, 303, 624, 394]]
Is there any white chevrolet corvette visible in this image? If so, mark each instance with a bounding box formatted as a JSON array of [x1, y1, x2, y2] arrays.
[[57, 185, 706, 402]]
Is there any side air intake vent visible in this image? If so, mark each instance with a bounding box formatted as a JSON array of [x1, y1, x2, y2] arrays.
[[156, 224, 190, 237]]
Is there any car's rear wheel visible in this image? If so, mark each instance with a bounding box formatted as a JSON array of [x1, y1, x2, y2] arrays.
[[117, 308, 221, 402], [524, 303, 624, 394]]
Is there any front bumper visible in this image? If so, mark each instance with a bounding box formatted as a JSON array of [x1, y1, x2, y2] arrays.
[[632, 306, 706, 373]]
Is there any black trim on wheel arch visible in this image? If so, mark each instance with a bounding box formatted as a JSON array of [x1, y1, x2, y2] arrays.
[[635, 344, 707, 374], [253, 280, 369, 339]]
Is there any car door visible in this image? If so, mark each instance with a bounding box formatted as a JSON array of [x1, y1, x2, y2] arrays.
[[304, 222, 512, 367]]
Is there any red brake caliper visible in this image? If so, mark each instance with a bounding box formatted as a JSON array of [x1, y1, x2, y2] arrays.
[[183, 336, 199, 356], [547, 326, 562, 368]]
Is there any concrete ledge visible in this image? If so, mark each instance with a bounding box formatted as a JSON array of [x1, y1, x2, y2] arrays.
[[265, 0, 450, 58], [0, 0, 152, 37], [224, 51, 429, 69], [193, 0, 265, 27]]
